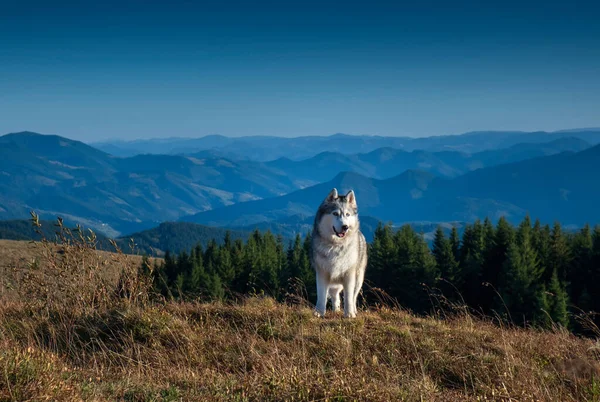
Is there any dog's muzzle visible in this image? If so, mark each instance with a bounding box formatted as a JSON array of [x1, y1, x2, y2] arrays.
[[333, 225, 349, 238]]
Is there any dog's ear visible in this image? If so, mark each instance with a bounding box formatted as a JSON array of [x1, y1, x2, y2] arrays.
[[346, 190, 357, 207], [326, 188, 338, 202]]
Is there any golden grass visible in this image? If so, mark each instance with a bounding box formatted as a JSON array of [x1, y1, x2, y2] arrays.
[[0, 239, 156, 299], [2, 297, 600, 401], [0, 221, 599, 401]]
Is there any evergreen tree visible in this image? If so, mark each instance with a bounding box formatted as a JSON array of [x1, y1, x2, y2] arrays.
[[230, 238, 247, 296], [432, 226, 459, 301], [223, 230, 233, 252], [547, 268, 569, 327], [162, 250, 179, 285], [458, 221, 485, 308], [485, 217, 514, 313], [389, 225, 437, 313], [500, 217, 546, 326], [368, 222, 397, 289], [187, 249, 207, 296], [243, 230, 261, 294], [531, 220, 551, 283], [207, 273, 225, 300], [203, 239, 220, 276], [286, 235, 304, 287], [175, 251, 193, 298], [449, 226, 461, 262], [568, 225, 593, 311], [547, 222, 571, 284], [589, 226, 600, 327], [256, 231, 283, 298], [216, 246, 235, 289]]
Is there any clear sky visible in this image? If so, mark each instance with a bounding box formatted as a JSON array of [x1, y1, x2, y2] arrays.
[[1, 0, 599, 142]]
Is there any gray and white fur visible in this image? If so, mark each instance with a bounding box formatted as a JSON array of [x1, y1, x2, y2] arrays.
[[311, 188, 368, 318]]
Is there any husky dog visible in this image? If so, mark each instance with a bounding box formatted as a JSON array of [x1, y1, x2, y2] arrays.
[[311, 188, 367, 318]]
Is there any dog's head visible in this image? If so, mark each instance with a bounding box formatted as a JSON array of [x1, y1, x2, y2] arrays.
[[316, 188, 359, 241]]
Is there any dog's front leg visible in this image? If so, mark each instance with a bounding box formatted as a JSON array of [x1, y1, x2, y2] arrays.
[[314, 271, 329, 317], [343, 275, 357, 318]]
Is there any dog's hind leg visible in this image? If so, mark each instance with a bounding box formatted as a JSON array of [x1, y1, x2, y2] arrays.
[[353, 268, 365, 314], [343, 275, 357, 318]]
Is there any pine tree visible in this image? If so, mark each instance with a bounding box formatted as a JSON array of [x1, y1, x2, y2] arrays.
[[459, 221, 485, 308], [301, 231, 316, 301], [484, 217, 514, 313], [368, 222, 396, 289], [203, 239, 220, 276], [547, 268, 569, 327], [432, 226, 459, 301], [208, 273, 225, 300], [531, 220, 551, 283], [589, 226, 600, 327], [223, 230, 233, 252], [389, 225, 436, 313], [230, 238, 247, 296], [568, 225, 593, 311], [479, 218, 497, 313], [187, 250, 207, 297], [285, 235, 304, 291], [547, 222, 571, 284], [175, 251, 193, 298], [217, 246, 234, 289], [243, 231, 262, 294], [162, 250, 179, 285], [500, 217, 545, 326], [449, 226, 461, 262], [257, 231, 282, 298]]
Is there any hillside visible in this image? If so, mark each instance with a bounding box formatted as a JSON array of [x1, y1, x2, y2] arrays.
[[0, 219, 254, 257], [2, 296, 599, 401], [183, 169, 519, 227], [92, 129, 600, 160], [121, 221, 250, 256], [2, 220, 600, 400], [186, 144, 600, 228], [0, 218, 113, 243], [441, 144, 600, 225], [266, 136, 590, 182], [0, 132, 297, 235]]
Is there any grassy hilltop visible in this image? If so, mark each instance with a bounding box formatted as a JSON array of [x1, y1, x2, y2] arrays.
[[1, 235, 600, 401]]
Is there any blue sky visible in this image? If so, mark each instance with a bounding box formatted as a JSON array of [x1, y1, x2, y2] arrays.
[[1, 0, 599, 141]]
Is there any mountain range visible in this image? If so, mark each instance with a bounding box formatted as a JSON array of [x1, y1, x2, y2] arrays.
[[92, 129, 600, 161], [185, 144, 600, 229], [1, 129, 599, 238]]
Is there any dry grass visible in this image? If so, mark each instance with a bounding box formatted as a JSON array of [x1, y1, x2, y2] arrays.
[[0, 220, 599, 401], [2, 299, 600, 401], [0, 239, 155, 299]]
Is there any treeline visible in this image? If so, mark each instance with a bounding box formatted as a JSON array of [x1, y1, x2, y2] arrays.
[[152, 231, 315, 302], [370, 216, 600, 332], [151, 216, 600, 332], [124, 222, 250, 256]]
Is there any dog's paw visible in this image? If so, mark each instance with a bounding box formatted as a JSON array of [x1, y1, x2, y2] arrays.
[[313, 310, 324, 318], [343, 312, 357, 319]]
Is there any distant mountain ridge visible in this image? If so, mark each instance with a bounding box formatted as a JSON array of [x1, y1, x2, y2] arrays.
[[185, 143, 600, 228], [91, 129, 600, 160], [0, 132, 297, 235], [1, 130, 598, 236], [266, 137, 590, 183]]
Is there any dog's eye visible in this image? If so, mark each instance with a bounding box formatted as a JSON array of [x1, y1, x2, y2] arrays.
[[345, 213, 350, 217], [332, 211, 339, 217]]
